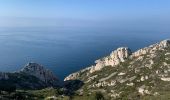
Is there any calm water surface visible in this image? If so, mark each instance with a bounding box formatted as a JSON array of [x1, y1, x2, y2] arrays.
[[0, 27, 169, 79]]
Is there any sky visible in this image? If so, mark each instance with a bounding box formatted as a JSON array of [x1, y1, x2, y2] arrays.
[[0, 0, 169, 31]]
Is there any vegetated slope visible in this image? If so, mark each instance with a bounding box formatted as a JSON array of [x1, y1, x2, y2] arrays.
[[65, 39, 170, 99]]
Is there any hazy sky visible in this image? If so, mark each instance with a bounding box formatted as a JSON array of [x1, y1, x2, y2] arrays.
[[0, 0, 169, 30]]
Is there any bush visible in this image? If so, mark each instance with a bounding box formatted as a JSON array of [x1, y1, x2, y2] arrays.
[[0, 80, 16, 94], [90, 92, 105, 100]]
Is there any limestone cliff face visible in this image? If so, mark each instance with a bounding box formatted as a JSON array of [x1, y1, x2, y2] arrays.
[[90, 47, 132, 73], [64, 47, 132, 81], [132, 40, 170, 57], [91, 40, 170, 73], [20, 62, 59, 86]]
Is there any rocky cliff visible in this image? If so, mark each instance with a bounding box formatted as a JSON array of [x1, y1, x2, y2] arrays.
[[0, 63, 60, 89], [64, 39, 170, 99], [20, 62, 59, 86], [90, 47, 132, 73], [64, 47, 132, 81]]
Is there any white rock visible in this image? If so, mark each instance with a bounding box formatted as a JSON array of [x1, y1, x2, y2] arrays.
[[161, 77, 170, 81], [118, 72, 126, 76], [132, 39, 170, 58], [165, 53, 170, 55], [46, 96, 57, 100], [144, 90, 151, 94], [126, 83, 134, 86], [90, 47, 131, 73], [141, 76, 145, 81], [138, 88, 145, 95], [145, 76, 149, 80], [156, 70, 159, 74]]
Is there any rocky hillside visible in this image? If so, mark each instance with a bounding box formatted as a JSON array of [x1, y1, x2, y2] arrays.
[[0, 62, 60, 89], [20, 62, 60, 87], [64, 39, 170, 99]]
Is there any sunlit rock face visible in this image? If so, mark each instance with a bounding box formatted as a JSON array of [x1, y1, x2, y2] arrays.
[[90, 47, 132, 73], [132, 39, 170, 57], [64, 47, 132, 80]]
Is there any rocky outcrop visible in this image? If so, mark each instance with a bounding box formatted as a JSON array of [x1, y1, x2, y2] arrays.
[[20, 62, 59, 86], [64, 47, 132, 81], [131, 39, 170, 57], [64, 67, 91, 81], [0, 62, 60, 89], [64, 72, 80, 81], [90, 47, 132, 73]]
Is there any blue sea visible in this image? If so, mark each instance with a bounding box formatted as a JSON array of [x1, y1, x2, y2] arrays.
[[0, 27, 169, 79]]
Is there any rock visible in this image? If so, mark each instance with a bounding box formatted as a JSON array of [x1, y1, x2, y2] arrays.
[[64, 67, 91, 81], [110, 90, 121, 98], [138, 88, 144, 95], [132, 47, 149, 57], [141, 76, 145, 81], [0, 62, 61, 89], [109, 81, 116, 86], [160, 77, 170, 81], [126, 83, 134, 86], [145, 76, 149, 80], [64, 72, 80, 81], [156, 70, 159, 74], [90, 47, 132, 73], [153, 92, 159, 96], [165, 52, 170, 55], [118, 72, 126, 76], [132, 39, 170, 58], [46, 96, 57, 100], [20, 62, 60, 86], [159, 39, 170, 48]]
